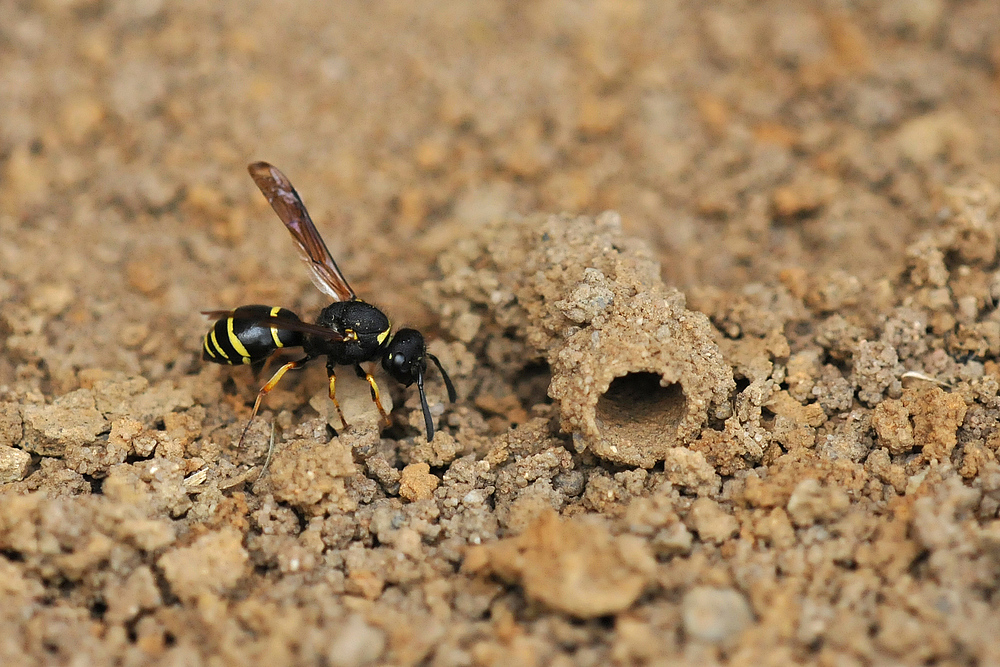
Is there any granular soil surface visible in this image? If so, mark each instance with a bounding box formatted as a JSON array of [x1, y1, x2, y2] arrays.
[[3, 2, 1000, 665]]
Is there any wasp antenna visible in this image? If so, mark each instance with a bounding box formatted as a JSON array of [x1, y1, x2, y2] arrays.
[[416, 369, 435, 441], [428, 353, 458, 403]]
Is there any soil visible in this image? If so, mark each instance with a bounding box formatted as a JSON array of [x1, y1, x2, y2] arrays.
[[3, 1, 1000, 665]]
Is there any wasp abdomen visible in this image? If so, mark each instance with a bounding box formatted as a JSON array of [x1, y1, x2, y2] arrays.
[[202, 305, 303, 365]]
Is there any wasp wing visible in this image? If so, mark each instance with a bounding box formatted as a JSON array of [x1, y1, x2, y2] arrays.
[[247, 161, 356, 302], [201, 310, 347, 343]]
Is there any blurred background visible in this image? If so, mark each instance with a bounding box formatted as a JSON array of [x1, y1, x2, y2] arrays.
[[1, 0, 998, 387]]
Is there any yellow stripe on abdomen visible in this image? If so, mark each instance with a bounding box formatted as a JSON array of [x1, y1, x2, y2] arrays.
[[203, 334, 217, 358], [209, 328, 231, 362], [227, 317, 252, 364], [269, 306, 284, 348]]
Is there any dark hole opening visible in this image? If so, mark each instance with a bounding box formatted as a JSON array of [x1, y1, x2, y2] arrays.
[[595, 372, 686, 437]]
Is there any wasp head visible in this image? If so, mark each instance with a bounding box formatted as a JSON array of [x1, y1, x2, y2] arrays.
[[382, 328, 457, 440]]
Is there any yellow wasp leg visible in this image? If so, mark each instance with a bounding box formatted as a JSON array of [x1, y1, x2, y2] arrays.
[[236, 357, 308, 449]]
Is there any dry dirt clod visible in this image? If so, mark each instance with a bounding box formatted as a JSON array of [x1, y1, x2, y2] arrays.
[[21, 389, 107, 456], [0, 446, 31, 483], [157, 527, 248, 601], [464, 510, 655, 618], [682, 586, 754, 645], [399, 462, 440, 502]]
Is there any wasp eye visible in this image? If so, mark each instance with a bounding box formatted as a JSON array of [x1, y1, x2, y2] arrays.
[[394, 353, 405, 367]]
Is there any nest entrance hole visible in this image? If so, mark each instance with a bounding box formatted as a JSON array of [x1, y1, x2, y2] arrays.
[[595, 372, 686, 441]]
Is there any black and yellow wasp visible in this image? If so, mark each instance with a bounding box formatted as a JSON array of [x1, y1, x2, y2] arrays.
[[202, 162, 456, 444]]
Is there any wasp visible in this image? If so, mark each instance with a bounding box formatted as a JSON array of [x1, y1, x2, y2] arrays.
[[202, 162, 456, 445]]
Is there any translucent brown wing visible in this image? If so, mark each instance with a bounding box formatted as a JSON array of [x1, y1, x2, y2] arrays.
[[247, 161, 356, 302], [201, 310, 347, 343]]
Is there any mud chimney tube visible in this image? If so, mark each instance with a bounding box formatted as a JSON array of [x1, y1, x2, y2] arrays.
[[427, 212, 734, 468]]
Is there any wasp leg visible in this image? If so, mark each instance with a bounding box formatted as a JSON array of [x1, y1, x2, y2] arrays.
[[237, 356, 309, 449], [355, 364, 391, 426], [326, 363, 350, 432]]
